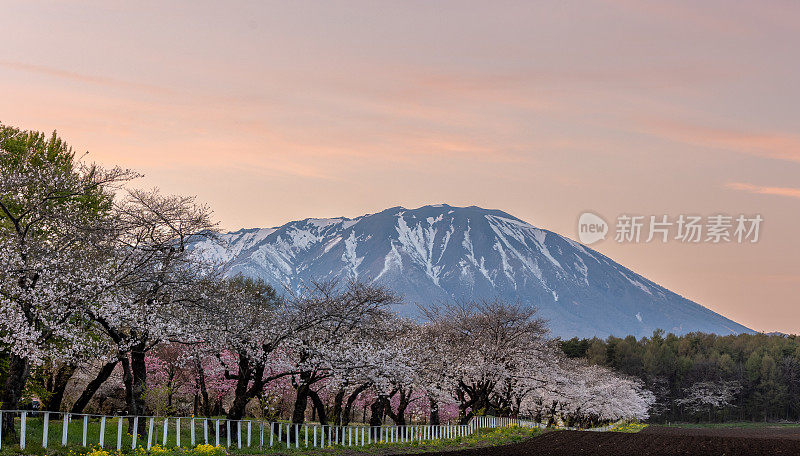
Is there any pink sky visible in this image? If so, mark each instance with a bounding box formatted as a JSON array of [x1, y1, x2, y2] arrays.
[[2, 0, 798, 333]]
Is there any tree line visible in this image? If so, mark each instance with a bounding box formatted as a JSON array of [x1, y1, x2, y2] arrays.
[[561, 330, 800, 422]]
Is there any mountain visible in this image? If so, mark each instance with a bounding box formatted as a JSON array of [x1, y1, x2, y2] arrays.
[[190, 204, 753, 338]]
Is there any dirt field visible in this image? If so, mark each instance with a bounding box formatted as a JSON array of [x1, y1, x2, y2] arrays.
[[401, 426, 800, 456]]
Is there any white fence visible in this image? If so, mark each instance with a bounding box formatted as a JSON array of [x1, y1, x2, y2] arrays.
[[470, 414, 624, 432], [0, 410, 622, 451], [0, 410, 475, 451]]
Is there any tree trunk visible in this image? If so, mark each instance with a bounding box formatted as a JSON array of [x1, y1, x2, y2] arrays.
[[71, 360, 118, 413], [369, 397, 386, 440], [226, 352, 270, 422], [308, 390, 328, 426], [130, 344, 148, 416], [121, 346, 147, 435], [332, 388, 346, 426], [292, 384, 310, 425], [1, 354, 30, 441], [227, 354, 253, 421], [384, 390, 410, 437], [43, 364, 77, 412], [195, 360, 211, 416], [429, 397, 440, 425], [341, 383, 370, 426]]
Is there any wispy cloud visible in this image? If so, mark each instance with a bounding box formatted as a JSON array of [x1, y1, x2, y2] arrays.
[[0, 60, 174, 96], [726, 182, 800, 200], [640, 119, 800, 164]]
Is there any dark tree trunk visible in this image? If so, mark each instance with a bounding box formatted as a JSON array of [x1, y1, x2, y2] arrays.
[[43, 363, 77, 412], [166, 369, 176, 414], [292, 384, 310, 425], [130, 344, 148, 415], [341, 383, 370, 426], [286, 376, 317, 443], [385, 389, 411, 436], [332, 387, 346, 426], [71, 360, 118, 413], [121, 345, 148, 435], [429, 397, 440, 425], [308, 390, 328, 426], [195, 360, 211, 416], [226, 352, 271, 422], [1, 354, 30, 441], [227, 354, 252, 421], [369, 397, 386, 440], [394, 391, 409, 426]]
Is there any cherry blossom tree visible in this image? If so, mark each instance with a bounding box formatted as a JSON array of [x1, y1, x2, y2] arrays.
[[678, 380, 742, 420], [86, 188, 216, 423], [196, 275, 294, 421], [421, 300, 550, 423], [0, 124, 134, 438], [278, 280, 398, 431]]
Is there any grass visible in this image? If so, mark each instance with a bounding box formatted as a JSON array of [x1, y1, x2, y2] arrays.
[[664, 421, 800, 429], [0, 416, 542, 456]]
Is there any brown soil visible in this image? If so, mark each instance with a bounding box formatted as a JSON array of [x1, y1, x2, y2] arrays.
[[396, 426, 800, 456]]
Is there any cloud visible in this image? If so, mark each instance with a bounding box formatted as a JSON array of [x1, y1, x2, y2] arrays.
[[0, 60, 174, 97], [726, 182, 800, 200], [639, 119, 800, 164]]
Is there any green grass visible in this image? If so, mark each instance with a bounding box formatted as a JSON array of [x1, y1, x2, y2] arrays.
[[0, 416, 542, 456], [664, 421, 800, 429]]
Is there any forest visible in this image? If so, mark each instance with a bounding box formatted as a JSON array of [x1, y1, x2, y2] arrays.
[[561, 330, 800, 422]]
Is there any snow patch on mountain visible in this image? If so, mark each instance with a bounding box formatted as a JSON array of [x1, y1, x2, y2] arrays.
[[190, 204, 754, 338]]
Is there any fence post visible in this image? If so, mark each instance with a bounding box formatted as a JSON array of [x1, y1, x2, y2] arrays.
[[237, 421, 241, 449], [176, 417, 181, 447], [204, 419, 208, 444], [116, 416, 123, 450], [247, 421, 252, 448], [215, 419, 220, 447], [191, 418, 195, 447], [99, 416, 106, 448], [295, 424, 299, 449], [226, 420, 231, 448], [82, 414, 88, 447], [147, 417, 154, 450], [269, 423, 274, 447], [163, 418, 169, 447], [304, 424, 308, 447], [132, 416, 139, 449], [42, 411, 50, 448], [20, 412, 27, 450]]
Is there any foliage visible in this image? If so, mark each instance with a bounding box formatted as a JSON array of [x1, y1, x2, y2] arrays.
[[562, 331, 800, 422]]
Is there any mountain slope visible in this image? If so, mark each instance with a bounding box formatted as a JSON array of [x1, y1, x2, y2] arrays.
[[190, 204, 753, 338]]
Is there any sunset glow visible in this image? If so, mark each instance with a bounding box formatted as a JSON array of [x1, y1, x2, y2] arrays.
[[2, 0, 798, 333]]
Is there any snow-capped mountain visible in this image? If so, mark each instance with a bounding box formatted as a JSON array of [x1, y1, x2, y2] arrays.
[[190, 204, 753, 338]]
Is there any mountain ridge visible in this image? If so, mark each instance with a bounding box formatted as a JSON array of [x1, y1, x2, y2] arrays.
[[190, 203, 754, 338]]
